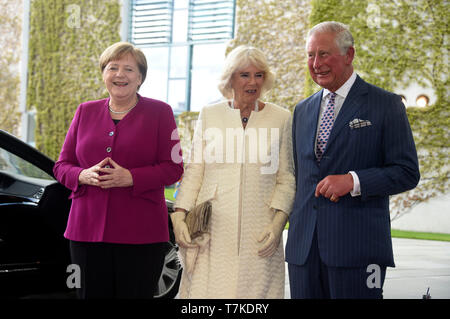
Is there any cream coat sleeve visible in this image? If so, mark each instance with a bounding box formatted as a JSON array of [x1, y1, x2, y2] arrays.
[[268, 114, 295, 216], [174, 110, 205, 211]]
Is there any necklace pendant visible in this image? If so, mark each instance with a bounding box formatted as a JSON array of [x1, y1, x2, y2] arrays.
[[231, 99, 258, 125]]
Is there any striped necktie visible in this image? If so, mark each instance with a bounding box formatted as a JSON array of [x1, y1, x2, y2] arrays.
[[316, 92, 337, 162]]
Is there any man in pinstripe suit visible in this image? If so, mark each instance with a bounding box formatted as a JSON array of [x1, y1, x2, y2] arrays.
[[285, 21, 420, 298]]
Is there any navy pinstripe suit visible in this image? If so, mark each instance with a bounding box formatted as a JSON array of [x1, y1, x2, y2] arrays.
[[286, 75, 420, 297]]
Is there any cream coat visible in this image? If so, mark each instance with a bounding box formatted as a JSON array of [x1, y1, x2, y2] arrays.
[[174, 101, 295, 298]]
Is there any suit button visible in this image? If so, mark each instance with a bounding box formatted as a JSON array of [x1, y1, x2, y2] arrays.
[[109, 131, 114, 136], [105, 165, 111, 168], [106, 147, 112, 153], [313, 205, 317, 210]]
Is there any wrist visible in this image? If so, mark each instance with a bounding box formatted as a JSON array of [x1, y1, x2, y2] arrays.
[[347, 173, 354, 191], [171, 210, 187, 223], [173, 208, 187, 214], [126, 169, 134, 187], [272, 210, 288, 228], [78, 169, 86, 185], [347, 171, 361, 196]]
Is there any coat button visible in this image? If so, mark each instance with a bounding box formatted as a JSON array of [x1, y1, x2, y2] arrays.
[[109, 131, 114, 136], [106, 147, 112, 153], [105, 165, 111, 168]]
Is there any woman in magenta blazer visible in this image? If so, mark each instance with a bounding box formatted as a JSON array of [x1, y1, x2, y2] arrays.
[[54, 42, 183, 298]]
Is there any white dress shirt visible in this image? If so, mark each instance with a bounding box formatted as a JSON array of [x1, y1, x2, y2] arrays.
[[315, 71, 361, 196]]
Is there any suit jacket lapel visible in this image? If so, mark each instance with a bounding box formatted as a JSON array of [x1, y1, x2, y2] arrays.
[[325, 76, 368, 150], [306, 90, 323, 159]]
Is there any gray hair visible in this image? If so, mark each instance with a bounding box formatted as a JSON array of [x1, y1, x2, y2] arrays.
[[307, 21, 354, 54], [218, 45, 275, 99]]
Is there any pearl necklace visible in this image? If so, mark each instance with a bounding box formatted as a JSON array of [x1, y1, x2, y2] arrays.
[[232, 100, 259, 123], [108, 97, 139, 114]]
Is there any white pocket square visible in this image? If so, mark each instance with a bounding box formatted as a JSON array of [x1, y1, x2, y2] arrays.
[[349, 118, 372, 129]]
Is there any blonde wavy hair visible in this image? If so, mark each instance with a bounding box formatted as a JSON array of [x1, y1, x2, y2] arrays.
[[218, 45, 275, 99]]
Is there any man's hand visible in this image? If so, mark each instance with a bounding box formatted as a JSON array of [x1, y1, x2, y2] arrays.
[[97, 158, 133, 189], [315, 173, 354, 202]]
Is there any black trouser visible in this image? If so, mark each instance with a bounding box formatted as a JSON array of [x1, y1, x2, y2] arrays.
[[288, 229, 386, 299], [69, 241, 166, 299]]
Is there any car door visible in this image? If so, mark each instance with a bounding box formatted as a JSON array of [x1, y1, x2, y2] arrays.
[[0, 130, 71, 298]]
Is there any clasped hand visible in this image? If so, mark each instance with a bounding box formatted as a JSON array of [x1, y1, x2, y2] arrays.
[[78, 157, 133, 188], [315, 173, 354, 202]]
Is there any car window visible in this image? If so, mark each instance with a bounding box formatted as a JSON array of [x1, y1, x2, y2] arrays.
[[0, 148, 54, 181]]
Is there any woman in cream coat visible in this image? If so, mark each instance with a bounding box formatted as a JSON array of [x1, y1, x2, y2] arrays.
[[171, 46, 295, 298]]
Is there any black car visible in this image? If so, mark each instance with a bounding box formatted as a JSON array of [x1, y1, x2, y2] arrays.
[[0, 129, 182, 298]]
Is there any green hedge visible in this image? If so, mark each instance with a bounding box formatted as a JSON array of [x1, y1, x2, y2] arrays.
[[28, 0, 120, 160]]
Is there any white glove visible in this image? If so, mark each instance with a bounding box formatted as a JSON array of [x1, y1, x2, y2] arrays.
[[257, 210, 288, 258], [170, 210, 198, 248]]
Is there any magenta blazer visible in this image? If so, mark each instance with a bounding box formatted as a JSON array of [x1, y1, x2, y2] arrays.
[[54, 95, 183, 244]]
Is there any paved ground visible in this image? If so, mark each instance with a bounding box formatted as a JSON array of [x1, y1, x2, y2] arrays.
[[283, 231, 450, 299]]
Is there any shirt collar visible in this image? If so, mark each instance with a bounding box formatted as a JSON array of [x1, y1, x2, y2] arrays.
[[323, 71, 357, 100]]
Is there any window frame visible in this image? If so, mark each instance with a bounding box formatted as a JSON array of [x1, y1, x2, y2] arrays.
[[128, 0, 236, 112]]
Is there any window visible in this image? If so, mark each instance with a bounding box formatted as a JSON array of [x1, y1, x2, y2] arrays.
[[188, 0, 235, 42], [416, 94, 429, 108], [129, 0, 236, 113], [0, 148, 53, 182], [129, 0, 174, 46]]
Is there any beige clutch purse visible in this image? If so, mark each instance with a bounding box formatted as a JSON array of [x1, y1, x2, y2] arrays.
[[185, 201, 212, 239]]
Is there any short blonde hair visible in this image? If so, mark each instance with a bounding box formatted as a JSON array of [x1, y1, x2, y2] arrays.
[[218, 45, 275, 99], [99, 42, 148, 88]]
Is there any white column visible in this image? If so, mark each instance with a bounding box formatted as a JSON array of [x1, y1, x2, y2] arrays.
[[19, 0, 31, 142], [120, 0, 131, 42]]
